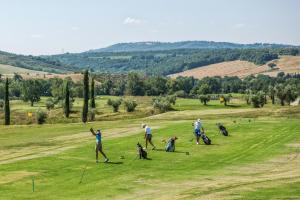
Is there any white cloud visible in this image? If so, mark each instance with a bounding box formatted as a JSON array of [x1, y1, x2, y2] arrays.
[[234, 23, 246, 29], [123, 17, 142, 25], [31, 34, 43, 38]]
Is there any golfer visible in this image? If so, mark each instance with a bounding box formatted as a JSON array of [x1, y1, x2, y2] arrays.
[[142, 124, 156, 150], [90, 128, 109, 163], [193, 119, 205, 145]]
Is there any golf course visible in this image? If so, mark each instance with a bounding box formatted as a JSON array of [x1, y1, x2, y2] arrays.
[[1, 1, 300, 199], [1, 96, 300, 200]]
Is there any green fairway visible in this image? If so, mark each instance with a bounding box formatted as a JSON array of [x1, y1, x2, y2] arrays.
[[1, 97, 300, 199]]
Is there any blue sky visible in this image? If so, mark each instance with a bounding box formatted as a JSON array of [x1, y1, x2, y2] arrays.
[[0, 0, 299, 55]]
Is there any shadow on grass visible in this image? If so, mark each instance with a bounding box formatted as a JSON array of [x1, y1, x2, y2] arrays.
[[225, 104, 242, 108], [136, 158, 152, 160], [154, 148, 190, 155], [153, 148, 166, 152], [105, 161, 124, 165]]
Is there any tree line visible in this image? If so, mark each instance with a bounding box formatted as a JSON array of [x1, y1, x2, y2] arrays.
[[1, 71, 299, 125]]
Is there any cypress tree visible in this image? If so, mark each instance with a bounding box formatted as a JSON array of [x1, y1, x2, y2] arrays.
[[64, 82, 70, 118], [4, 78, 10, 125], [82, 70, 89, 123], [90, 77, 96, 109]]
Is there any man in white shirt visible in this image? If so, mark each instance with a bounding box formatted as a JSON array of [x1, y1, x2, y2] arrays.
[[142, 124, 156, 150], [193, 119, 205, 145]]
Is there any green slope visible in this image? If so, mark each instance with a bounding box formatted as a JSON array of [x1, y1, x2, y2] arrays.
[[0, 63, 46, 74], [0, 51, 73, 73]]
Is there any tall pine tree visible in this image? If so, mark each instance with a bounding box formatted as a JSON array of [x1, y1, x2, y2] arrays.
[[4, 78, 10, 125], [82, 70, 89, 123], [64, 82, 70, 118], [90, 77, 96, 109]]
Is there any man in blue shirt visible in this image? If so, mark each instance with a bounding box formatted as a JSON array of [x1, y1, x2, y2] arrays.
[[90, 128, 109, 163]]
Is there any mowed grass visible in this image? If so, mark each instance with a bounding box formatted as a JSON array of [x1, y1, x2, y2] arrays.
[[0, 115, 300, 199]]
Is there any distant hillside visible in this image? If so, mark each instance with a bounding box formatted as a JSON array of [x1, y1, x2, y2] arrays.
[[49, 48, 299, 75], [170, 56, 300, 79], [1, 41, 299, 76], [90, 41, 297, 52], [0, 63, 46, 75], [0, 51, 73, 74]]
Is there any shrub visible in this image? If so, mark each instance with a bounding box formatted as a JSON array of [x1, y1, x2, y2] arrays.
[[175, 90, 186, 98], [152, 96, 172, 113], [251, 91, 265, 108], [199, 95, 210, 105], [124, 100, 138, 112], [220, 94, 231, 106], [166, 95, 177, 105], [107, 98, 122, 112], [45, 98, 55, 110], [268, 63, 277, 70], [36, 109, 47, 124], [284, 84, 298, 105]]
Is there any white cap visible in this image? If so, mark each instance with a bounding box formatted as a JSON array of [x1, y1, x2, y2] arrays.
[[197, 119, 201, 122]]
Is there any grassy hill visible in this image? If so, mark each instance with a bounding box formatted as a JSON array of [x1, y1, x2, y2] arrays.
[[170, 56, 300, 79], [0, 51, 73, 74], [0, 64, 46, 75]]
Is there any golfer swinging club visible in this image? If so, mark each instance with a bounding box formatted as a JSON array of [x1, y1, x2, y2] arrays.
[[90, 128, 109, 163], [193, 119, 205, 145], [142, 124, 156, 150]]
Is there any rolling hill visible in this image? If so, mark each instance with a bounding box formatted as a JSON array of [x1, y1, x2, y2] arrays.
[[0, 64, 46, 75], [89, 41, 297, 52], [169, 56, 300, 79], [0, 62, 83, 82], [49, 48, 297, 75], [0, 50, 73, 74], [1, 41, 299, 76]]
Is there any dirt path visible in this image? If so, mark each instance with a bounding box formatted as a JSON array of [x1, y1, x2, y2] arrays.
[[120, 142, 300, 200]]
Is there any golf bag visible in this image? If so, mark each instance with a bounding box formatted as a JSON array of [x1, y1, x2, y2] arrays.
[[137, 143, 147, 159], [201, 133, 211, 145], [218, 124, 228, 136]]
